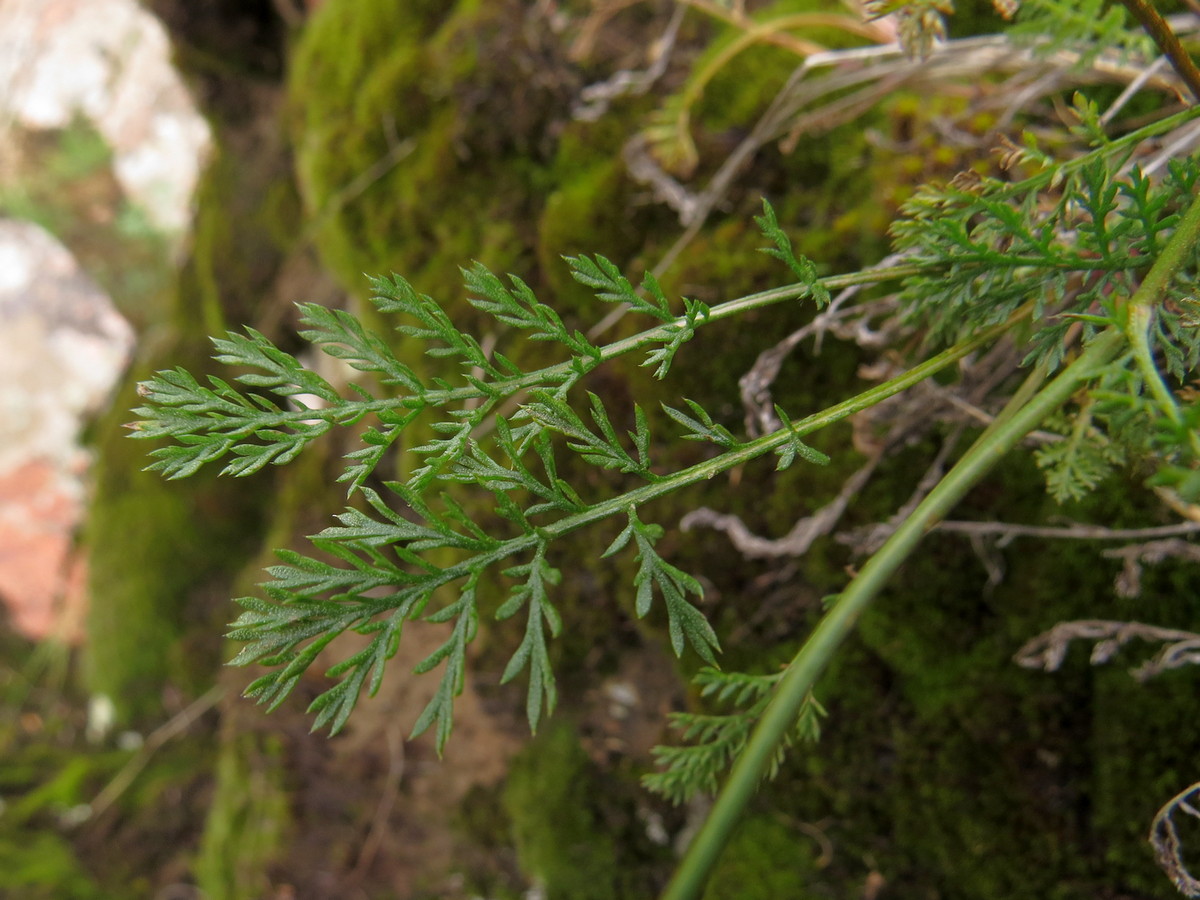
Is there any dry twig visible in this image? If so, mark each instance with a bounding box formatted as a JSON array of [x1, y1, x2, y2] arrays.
[[681, 452, 883, 559], [85, 685, 223, 823], [571, 3, 685, 121], [1015, 619, 1200, 681], [1103, 537, 1200, 598], [1150, 781, 1200, 898]]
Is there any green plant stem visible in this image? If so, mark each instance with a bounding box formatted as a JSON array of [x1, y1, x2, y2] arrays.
[[146, 264, 935, 446], [1124, 185, 1200, 457], [692, 263, 926, 325], [996, 104, 1200, 200], [555, 313, 1025, 531], [660, 328, 1124, 900], [661, 186, 1200, 900], [376, 308, 1029, 606]]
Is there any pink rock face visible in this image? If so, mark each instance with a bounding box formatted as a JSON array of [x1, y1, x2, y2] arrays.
[[0, 220, 134, 642], [0, 460, 87, 641], [0, 0, 210, 643]]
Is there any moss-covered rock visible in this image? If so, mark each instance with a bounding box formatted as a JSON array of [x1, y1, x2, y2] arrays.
[[701, 814, 824, 900], [503, 720, 670, 899], [195, 729, 290, 900], [730, 453, 1200, 898], [74, 2, 1200, 896], [289, 0, 576, 301]]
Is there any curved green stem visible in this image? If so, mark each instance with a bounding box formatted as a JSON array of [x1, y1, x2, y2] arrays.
[[660, 329, 1124, 900], [661, 187, 1200, 900], [1124, 186, 1200, 458]]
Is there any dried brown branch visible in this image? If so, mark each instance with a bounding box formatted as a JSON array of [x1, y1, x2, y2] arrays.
[[1104, 537, 1200, 598], [1150, 781, 1200, 897], [936, 520, 1200, 544], [1117, 0, 1200, 101], [568, 0, 647, 61], [683, 0, 890, 56], [739, 283, 901, 438], [571, 3, 685, 121], [85, 685, 223, 823], [350, 720, 406, 882], [839, 423, 965, 555], [681, 452, 883, 559], [1014, 619, 1200, 681]]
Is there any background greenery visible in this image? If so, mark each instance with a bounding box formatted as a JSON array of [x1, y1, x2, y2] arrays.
[[4, 1, 1200, 897]]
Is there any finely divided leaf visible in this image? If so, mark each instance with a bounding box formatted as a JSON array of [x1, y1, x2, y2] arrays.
[[613, 509, 719, 664], [496, 546, 562, 732], [755, 200, 830, 307], [772, 406, 831, 471], [662, 399, 740, 448], [566, 254, 675, 322]]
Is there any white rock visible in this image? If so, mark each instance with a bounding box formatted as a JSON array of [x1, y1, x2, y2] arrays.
[[0, 219, 135, 474], [0, 0, 211, 235]]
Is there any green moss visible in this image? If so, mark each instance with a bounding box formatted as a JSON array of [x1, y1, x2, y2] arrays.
[[691, 37, 801, 138], [289, 0, 561, 300], [0, 832, 109, 900], [0, 727, 131, 900], [726, 447, 1200, 898], [503, 722, 619, 898], [537, 158, 640, 315], [702, 814, 822, 899], [503, 721, 668, 899], [5, 756, 97, 826], [94, 5, 1200, 895], [86, 360, 271, 723], [84, 98, 299, 724], [179, 135, 300, 335], [195, 731, 291, 900]]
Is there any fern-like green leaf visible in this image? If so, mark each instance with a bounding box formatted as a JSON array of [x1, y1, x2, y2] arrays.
[[497, 545, 562, 732], [605, 509, 719, 663], [566, 254, 675, 322], [644, 667, 825, 803], [755, 200, 831, 307], [663, 399, 741, 449]]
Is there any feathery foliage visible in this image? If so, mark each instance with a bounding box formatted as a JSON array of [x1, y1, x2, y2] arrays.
[[132, 204, 871, 749], [131, 2, 1200, 895], [644, 668, 826, 804]]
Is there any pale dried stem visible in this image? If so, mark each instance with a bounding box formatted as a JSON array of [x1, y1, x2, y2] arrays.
[[1103, 536, 1200, 597], [572, 3, 685, 121], [350, 720, 406, 881], [86, 686, 223, 823], [681, 452, 883, 559], [1015, 618, 1200, 681], [1151, 781, 1200, 898], [934, 520, 1200, 543], [739, 257, 905, 438]]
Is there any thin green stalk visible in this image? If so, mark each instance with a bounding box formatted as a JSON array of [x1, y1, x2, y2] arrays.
[[544, 308, 1025, 538], [660, 328, 1124, 900], [996, 104, 1200, 201], [1124, 186, 1200, 457], [591, 261, 930, 372], [661, 187, 1200, 900], [372, 309, 1030, 603]]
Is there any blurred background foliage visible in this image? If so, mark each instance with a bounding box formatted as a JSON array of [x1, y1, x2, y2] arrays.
[[4, 0, 1200, 897]]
